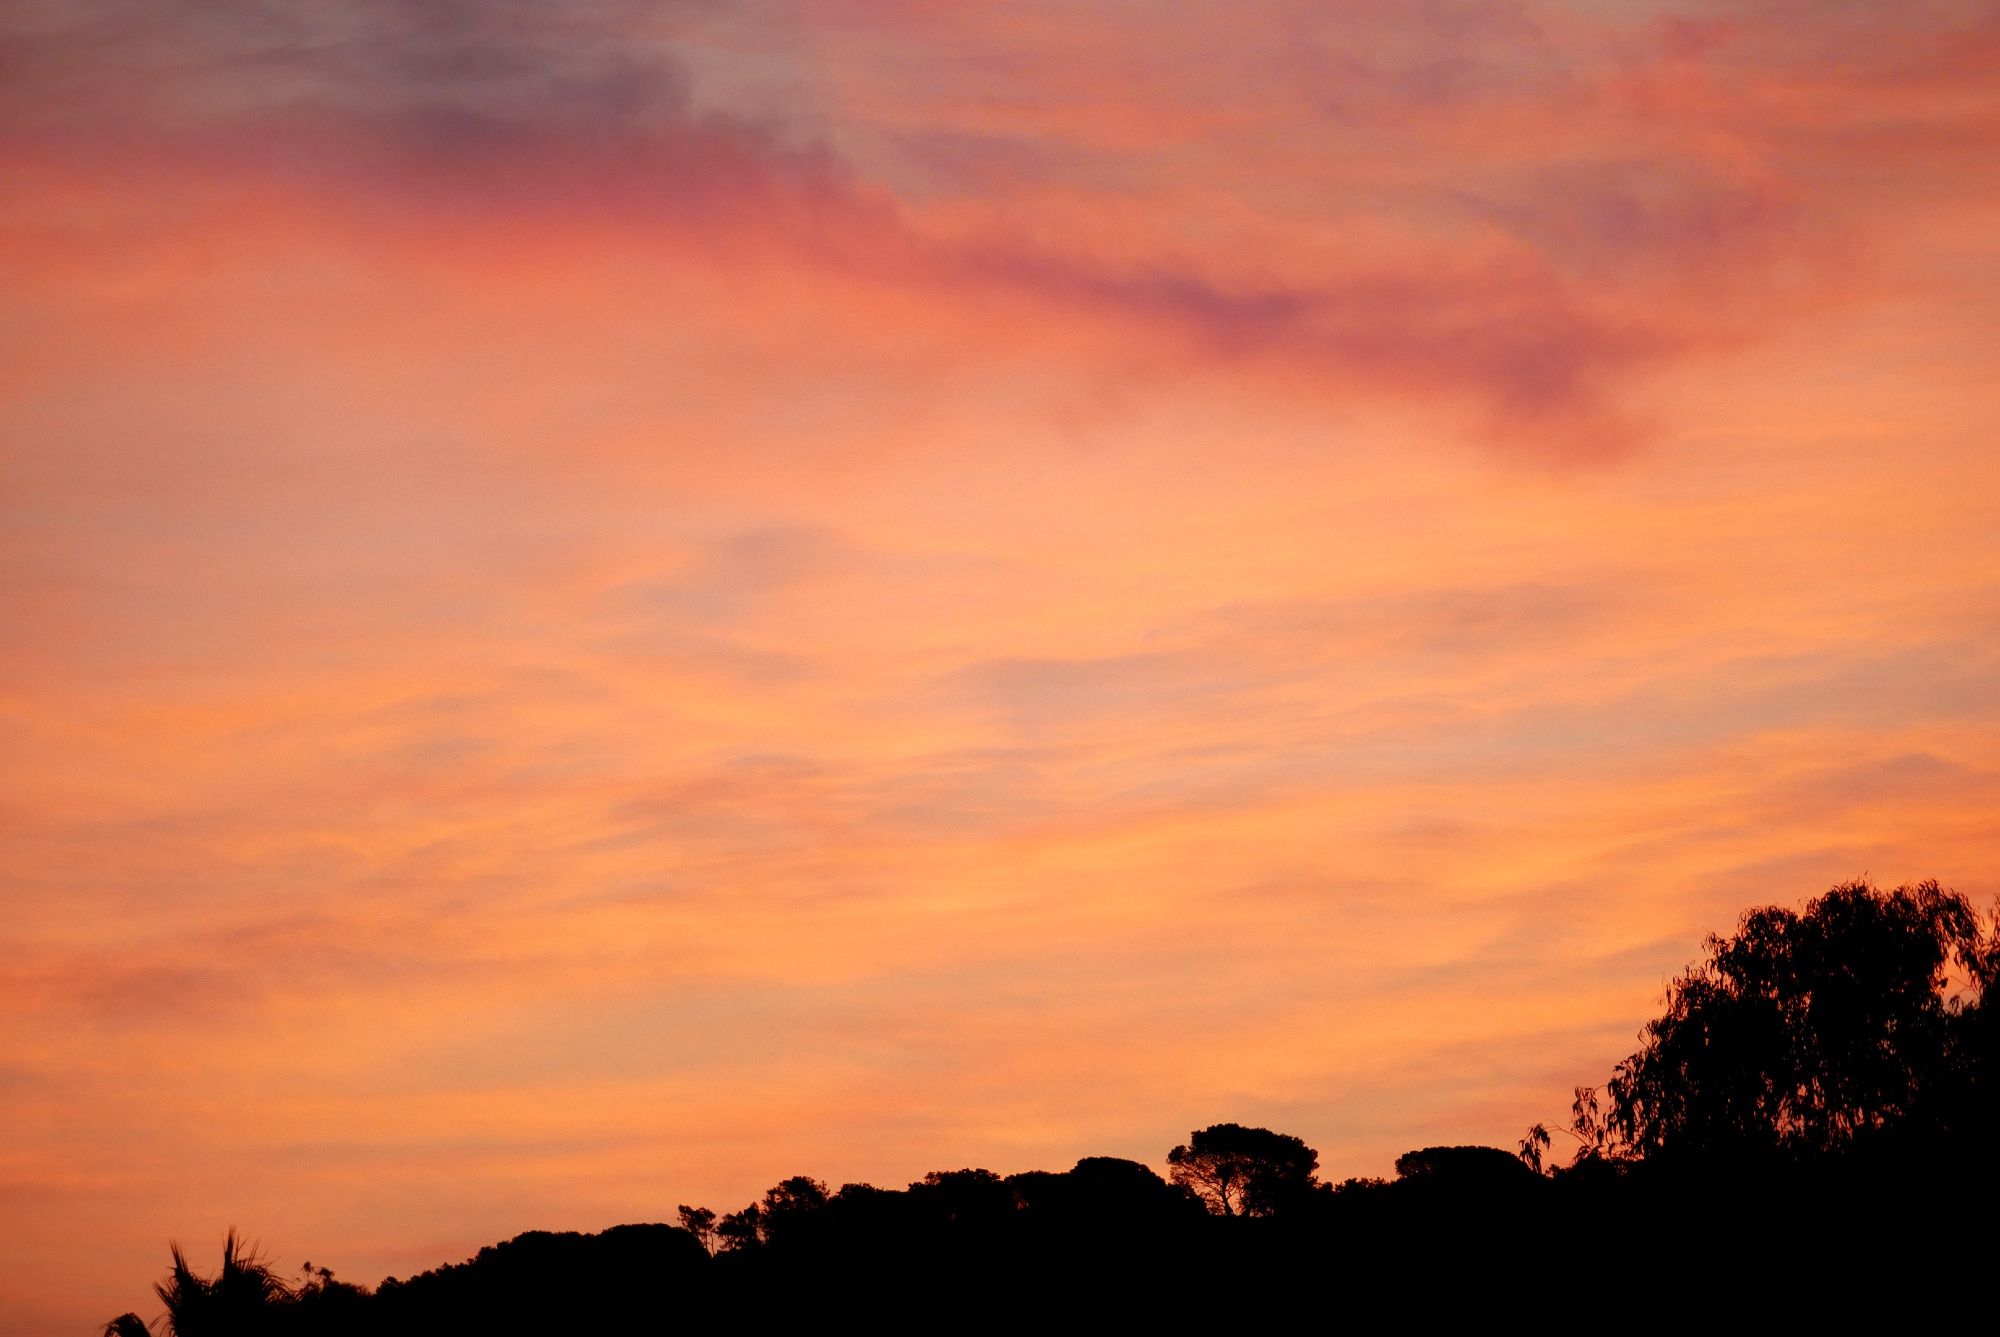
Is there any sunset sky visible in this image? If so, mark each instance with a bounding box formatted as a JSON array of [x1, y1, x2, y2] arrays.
[[5, 1, 2000, 1328]]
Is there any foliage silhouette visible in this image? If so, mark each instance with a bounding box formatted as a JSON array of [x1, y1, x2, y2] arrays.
[[104, 878, 2000, 1329], [1575, 879, 1995, 1166], [1166, 1123, 1319, 1216], [676, 1204, 717, 1254], [371, 1224, 706, 1331], [1393, 1144, 1538, 1187], [1515, 1121, 1551, 1174], [149, 1231, 292, 1337]]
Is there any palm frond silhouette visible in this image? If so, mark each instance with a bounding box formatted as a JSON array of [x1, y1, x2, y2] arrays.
[[152, 1229, 292, 1336]]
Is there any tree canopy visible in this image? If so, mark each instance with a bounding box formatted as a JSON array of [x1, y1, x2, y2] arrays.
[[1166, 1123, 1319, 1216], [1574, 879, 1997, 1165], [1393, 1145, 1538, 1188]]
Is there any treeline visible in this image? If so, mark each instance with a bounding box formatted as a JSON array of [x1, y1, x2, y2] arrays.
[[110, 880, 2000, 1333]]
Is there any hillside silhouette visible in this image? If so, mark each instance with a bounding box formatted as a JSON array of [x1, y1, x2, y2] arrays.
[[107, 880, 2000, 1333]]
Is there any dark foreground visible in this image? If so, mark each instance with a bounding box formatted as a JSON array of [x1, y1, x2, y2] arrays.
[[111, 1149, 2000, 1334], [111, 879, 2000, 1332]]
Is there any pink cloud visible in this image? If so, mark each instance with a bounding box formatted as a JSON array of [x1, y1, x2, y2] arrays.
[[8, 0, 1916, 460]]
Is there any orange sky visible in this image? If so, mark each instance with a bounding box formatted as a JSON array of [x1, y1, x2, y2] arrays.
[[5, 1, 2000, 1328]]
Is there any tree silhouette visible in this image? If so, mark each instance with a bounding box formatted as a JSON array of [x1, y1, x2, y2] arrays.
[[715, 1203, 763, 1253], [101, 878, 2000, 1329], [676, 1205, 718, 1254], [153, 1230, 292, 1336], [1064, 1156, 1191, 1215], [1394, 1145, 1539, 1191], [755, 1175, 831, 1251], [908, 1168, 1013, 1227], [1583, 879, 1994, 1164], [1166, 1123, 1318, 1216]]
